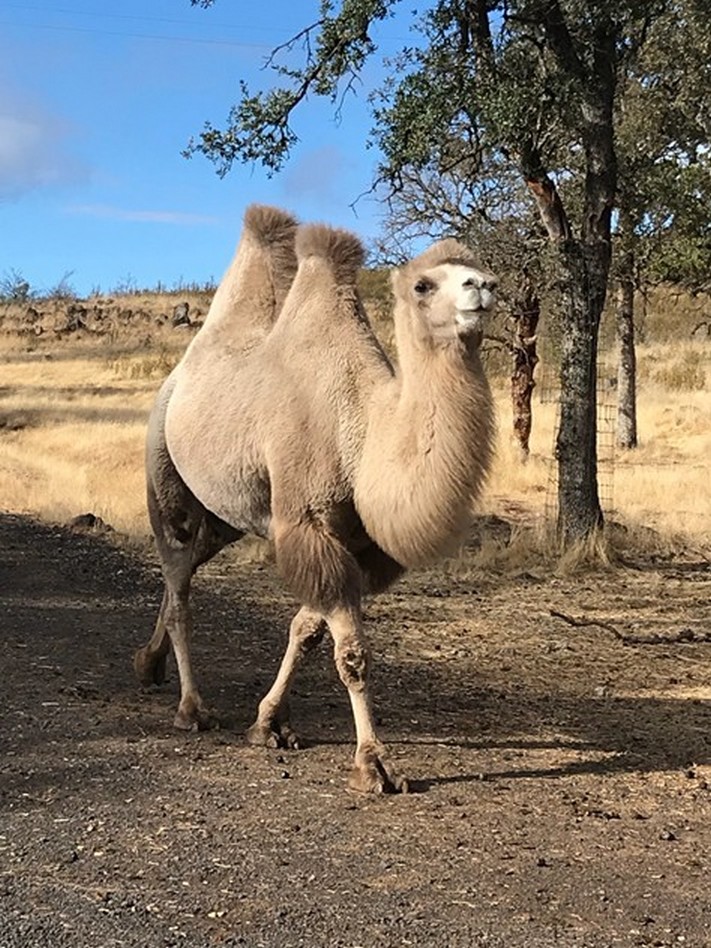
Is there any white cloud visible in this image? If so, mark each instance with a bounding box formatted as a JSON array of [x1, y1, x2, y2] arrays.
[[0, 100, 87, 199], [66, 203, 220, 225]]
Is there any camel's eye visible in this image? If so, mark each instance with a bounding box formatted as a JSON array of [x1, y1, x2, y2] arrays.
[[414, 278, 434, 295]]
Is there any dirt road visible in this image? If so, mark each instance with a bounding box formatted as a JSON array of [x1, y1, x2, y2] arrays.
[[2, 513, 710, 947]]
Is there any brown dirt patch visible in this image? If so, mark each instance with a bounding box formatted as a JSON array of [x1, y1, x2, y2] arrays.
[[2, 513, 711, 947]]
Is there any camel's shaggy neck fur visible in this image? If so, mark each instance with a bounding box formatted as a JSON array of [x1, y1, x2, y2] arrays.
[[353, 239, 495, 567]]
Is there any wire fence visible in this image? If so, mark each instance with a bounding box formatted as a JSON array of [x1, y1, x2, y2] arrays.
[[536, 358, 706, 534], [539, 365, 617, 524]]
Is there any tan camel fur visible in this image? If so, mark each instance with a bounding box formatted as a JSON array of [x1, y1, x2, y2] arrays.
[[135, 204, 496, 794]]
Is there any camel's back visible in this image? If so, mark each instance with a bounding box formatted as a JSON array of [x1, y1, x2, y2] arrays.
[[164, 219, 393, 540]]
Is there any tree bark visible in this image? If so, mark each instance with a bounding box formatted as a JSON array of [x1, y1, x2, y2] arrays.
[[510, 277, 540, 458], [616, 257, 637, 449], [521, 138, 609, 545], [555, 241, 605, 543], [555, 18, 616, 546]]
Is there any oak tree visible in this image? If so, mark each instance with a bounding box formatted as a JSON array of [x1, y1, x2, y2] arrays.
[[189, 0, 684, 544]]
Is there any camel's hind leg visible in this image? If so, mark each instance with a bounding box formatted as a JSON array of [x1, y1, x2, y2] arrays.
[[136, 466, 241, 729], [134, 494, 233, 692], [245, 606, 326, 749], [134, 588, 171, 686], [145, 510, 235, 731]]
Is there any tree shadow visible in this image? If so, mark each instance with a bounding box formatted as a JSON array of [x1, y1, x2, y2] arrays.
[[2, 512, 710, 807]]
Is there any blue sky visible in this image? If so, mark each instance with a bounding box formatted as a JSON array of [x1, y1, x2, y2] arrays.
[[0, 1, 411, 296]]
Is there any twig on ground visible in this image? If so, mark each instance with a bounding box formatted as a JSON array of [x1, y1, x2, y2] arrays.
[[549, 609, 710, 645]]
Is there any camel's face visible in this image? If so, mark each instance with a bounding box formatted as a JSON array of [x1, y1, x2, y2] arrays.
[[409, 261, 498, 347]]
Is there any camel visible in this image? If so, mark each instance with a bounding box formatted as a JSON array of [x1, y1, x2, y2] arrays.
[[135, 204, 496, 794]]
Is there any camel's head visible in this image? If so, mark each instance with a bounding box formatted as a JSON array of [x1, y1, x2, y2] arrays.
[[394, 239, 497, 350]]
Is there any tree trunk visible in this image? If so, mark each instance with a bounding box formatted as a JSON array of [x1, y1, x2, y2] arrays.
[[616, 271, 637, 449], [510, 278, 540, 458], [520, 20, 616, 546], [555, 241, 605, 544], [616, 238, 637, 449]]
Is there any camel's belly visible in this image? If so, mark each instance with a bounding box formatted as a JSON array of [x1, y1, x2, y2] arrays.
[[164, 391, 273, 539], [175, 446, 272, 539]]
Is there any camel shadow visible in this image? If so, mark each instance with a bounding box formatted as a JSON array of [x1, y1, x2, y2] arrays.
[[2, 512, 710, 803]]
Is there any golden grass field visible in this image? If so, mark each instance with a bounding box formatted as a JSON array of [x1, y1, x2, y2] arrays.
[[0, 289, 709, 558]]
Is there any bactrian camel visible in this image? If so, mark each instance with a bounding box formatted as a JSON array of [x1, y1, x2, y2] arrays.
[[135, 204, 496, 794]]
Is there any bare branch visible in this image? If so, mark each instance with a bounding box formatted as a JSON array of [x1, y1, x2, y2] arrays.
[[550, 610, 711, 645], [263, 19, 326, 70]]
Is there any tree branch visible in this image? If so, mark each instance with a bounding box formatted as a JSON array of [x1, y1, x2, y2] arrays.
[[517, 139, 572, 241], [534, 0, 586, 82], [550, 609, 711, 645]]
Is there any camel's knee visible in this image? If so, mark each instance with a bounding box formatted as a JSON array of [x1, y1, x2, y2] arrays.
[[291, 610, 327, 657], [334, 639, 371, 692]]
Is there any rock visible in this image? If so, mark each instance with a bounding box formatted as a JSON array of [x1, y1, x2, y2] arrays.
[[66, 513, 114, 535], [172, 302, 190, 327], [53, 303, 87, 334]]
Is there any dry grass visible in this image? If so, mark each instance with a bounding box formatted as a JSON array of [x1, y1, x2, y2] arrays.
[[0, 335, 179, 536], [1, 306, 709, 561], [484, 341, 710, 551]]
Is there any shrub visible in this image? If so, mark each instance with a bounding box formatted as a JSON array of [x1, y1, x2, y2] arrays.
[[45, 270, 77, 301], [0, 268, 35, 303]]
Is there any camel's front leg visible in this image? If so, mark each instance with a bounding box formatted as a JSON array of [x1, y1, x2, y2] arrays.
[[328, 606, 408, 794], [246, 606, 326, 749]]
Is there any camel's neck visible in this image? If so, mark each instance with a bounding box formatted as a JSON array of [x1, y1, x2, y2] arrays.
[[354, 305, 494, 568]]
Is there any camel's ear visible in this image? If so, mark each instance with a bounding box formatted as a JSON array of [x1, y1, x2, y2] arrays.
[[390, 265, 407, 298]]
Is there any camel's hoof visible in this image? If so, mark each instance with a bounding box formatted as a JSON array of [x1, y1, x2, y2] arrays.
[[173, 706, 219, 732], [133, 646, 167, 687], [347, 743, 408, 795], [245, 720, 302, 750]]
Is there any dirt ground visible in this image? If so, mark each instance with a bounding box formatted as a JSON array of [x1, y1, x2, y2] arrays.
[[1, 512, 711, 948]]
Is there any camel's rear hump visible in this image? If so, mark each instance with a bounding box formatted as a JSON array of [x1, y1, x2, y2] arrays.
[[295, 224, 364, 283], [190, 204, 298, 343]]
